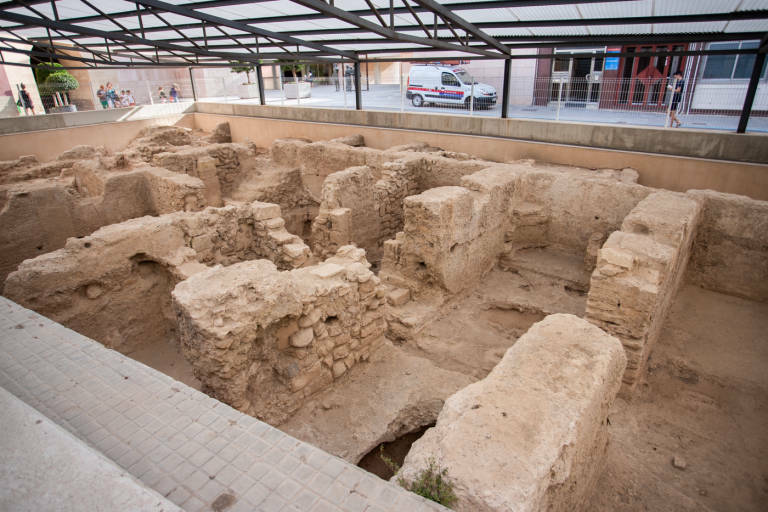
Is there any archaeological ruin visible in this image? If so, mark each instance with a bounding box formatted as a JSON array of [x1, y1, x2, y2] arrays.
[[1, 118, 766, 512]]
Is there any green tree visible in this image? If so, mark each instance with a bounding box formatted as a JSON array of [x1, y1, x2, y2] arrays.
[[43, 70, 79, 94], [230, 62, 256, 84]]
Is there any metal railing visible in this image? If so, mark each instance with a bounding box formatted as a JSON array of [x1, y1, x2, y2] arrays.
[[5, 65, 767, 133]]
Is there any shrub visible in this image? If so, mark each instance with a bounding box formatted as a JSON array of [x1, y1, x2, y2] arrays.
[[379, 447, 458, 508], [43, 70, 79, 93]]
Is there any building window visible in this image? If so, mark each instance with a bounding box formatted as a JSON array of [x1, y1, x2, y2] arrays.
[[702, 41, 767, 80]]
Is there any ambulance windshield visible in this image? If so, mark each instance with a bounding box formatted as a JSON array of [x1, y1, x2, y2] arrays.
[[454, 70, 476, 84]]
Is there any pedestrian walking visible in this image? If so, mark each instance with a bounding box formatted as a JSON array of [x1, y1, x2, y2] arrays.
[[170, 84, 179, 103], [18, 84, 35, 115], [158, 86, 167, 103], [667, 70, 685, 128]]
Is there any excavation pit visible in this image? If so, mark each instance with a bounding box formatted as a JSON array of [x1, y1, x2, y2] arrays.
[[1, 120, 766, 512]]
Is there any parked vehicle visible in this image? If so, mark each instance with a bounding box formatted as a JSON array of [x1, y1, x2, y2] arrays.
[[406, 64, 497, 109]]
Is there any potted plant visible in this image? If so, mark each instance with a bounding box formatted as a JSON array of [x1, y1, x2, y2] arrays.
[[230, 61, 259, 99], [38, 66, 79, 112], [279, 61, 311, 99]]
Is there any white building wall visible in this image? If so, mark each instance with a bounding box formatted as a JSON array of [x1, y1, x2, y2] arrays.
[[691, 81, 768, 111]]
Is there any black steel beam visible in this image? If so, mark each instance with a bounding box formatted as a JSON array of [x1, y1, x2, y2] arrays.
[[133, 0, 356, 59], [4, 1, 638, 32], [354, 61, 362, 110], [0, 9, 313, 64], [412, 0, 511, 54], [189, 67, 198, 100], [737, 51, 766, 133], [256, 64, 266, 105], [501, 58, 510, 118], [290, 0, 502, 57]]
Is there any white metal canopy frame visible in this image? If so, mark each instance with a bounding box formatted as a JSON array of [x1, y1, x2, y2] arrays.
[[0, 0, 767, 131]]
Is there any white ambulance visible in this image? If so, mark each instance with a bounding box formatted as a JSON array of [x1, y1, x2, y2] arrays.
[[406, 64, 497, 109]]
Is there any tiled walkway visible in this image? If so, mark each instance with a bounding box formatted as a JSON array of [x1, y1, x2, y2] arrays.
[[0, 297, 445, 512]]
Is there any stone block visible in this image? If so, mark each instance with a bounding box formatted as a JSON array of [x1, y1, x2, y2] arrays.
[[310, 263, 346, 279], [290, 328, 314, 348], [386, 288, 410, 306], [332, 361, 346, 379], [299, 308, 323, 328], [251, 202, 281, 220], [264, 217, 285, 230], [283, 243, 308, 259], [399, 314, 626, 512]]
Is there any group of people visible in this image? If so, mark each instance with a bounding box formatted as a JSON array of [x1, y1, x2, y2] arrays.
[[97, 83, 135, 109], [96, 83, 181, 108], [157, 84, 180, 103]]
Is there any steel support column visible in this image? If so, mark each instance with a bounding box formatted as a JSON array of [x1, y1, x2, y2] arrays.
[[737, 51, 766, 133], [189, 67, 197, 100], [501, 58, 511, 119], [256, 64, 266, 105], [354, 61, 362, 110]]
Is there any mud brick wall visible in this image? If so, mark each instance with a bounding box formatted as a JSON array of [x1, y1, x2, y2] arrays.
[[3, 201, 308, 353], [381, 167, 516, 294], [399, 314, 626, 512], [171, 246, 388, 425], [271, 138, 389, 198], [586, 191, 701, 393], [310, 160, 422, 262], [507, 167, 650, 256], [0, 165, 206, 285], [685, 190, 768, 302], [151, 142, 259, 198]]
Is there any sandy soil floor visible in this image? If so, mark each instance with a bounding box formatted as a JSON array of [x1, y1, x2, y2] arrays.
[[400, 265, 586, 378], [281, 341, 471, 464], [591, 285, 768, 511], [127, 337, 202, 391]]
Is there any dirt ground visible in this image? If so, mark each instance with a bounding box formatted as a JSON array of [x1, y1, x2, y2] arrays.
[[590, 284, 768, 511], [128, 337, 202, 391], [400, 264, 586, 379]]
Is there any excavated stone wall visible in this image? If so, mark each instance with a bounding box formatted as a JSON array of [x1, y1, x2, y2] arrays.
[[3, 201, 308, 354], [309, 149, 494, 262], [172, 246, 387, 425], [685, 189, 768, 302], [381, 168, 516, 294], [505, 163, 649, 256], [585, 191, 702, 393], [380, 163, 648, 295], [398, 314, 627, 512], [0, 164, 205, 285]]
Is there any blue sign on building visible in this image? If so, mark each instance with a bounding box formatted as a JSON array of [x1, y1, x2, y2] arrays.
[[604, 57, 620, 70]]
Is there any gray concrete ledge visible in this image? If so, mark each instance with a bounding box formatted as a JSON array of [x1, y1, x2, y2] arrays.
[[0, 102, 195, 135], [194, 102, 768, 164], [0, 297, 445, 512]]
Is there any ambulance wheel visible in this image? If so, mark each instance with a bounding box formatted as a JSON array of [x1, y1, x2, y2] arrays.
[[464, 97, 475, 109], [412, 94, 424, 107]]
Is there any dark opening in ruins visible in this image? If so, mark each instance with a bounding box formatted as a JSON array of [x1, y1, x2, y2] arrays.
[[357, 423, 435, 480]]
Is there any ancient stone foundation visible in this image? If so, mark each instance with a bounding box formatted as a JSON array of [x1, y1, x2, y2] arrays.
[[585, 191, 701, 392], [4, 201, 308, 353], [172, 246, 387, 424], [399, 314, 627, 512]]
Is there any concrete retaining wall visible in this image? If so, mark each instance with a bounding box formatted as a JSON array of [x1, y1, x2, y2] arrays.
[[0, 102, 194, 135], [194, 102, 768, 164], [193, 112, 768, 201]]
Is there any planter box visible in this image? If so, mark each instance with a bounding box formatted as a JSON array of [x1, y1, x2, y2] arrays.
[[48, 105, 78, 113], [284, 81, 311, 99], [241, 83, 260, 99]]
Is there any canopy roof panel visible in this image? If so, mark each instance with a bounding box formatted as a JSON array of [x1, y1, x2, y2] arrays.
[[0, 0, 765, 67]]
